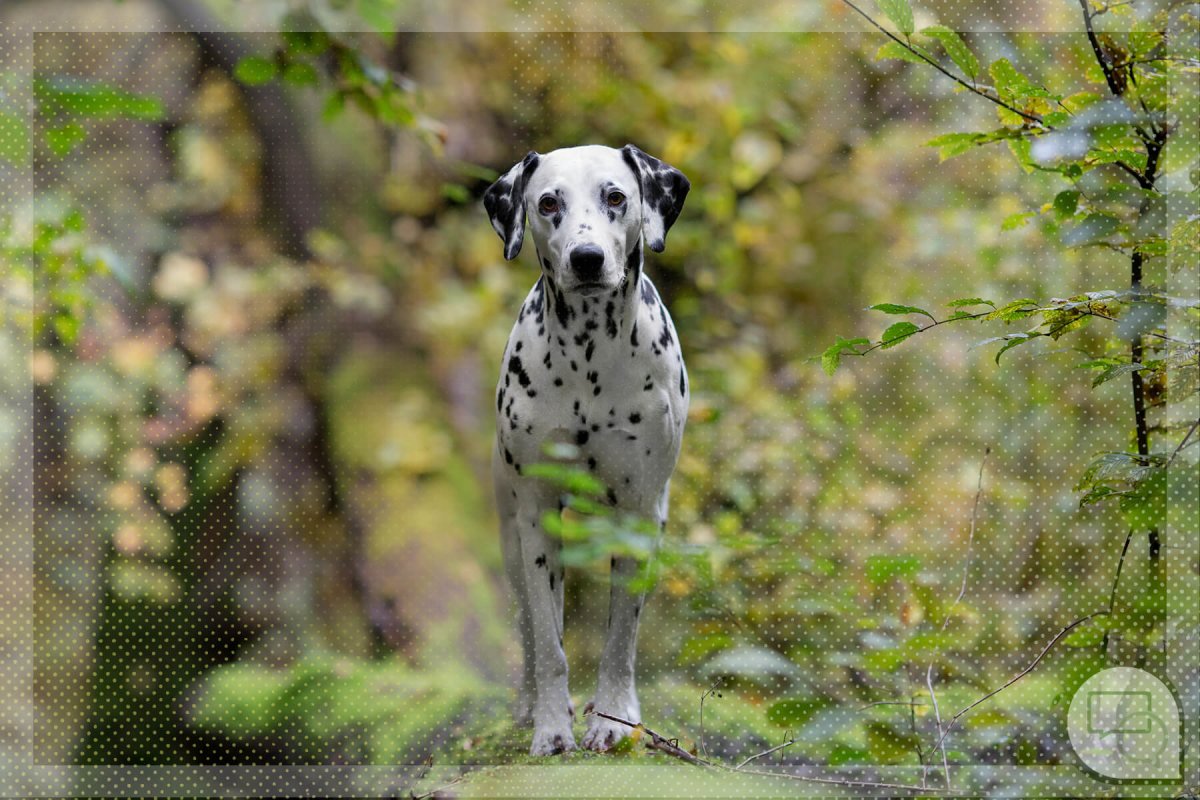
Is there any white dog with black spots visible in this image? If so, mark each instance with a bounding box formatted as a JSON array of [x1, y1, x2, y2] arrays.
[[484, 144, 690, 755]]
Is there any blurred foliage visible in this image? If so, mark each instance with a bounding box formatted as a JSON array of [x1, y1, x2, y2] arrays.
[[1, 0, 1195, 787]]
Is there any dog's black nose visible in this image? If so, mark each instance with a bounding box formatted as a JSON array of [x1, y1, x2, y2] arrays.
[[569, 244, 605, 281]]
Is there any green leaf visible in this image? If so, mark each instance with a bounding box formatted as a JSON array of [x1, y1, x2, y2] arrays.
[[820, 336, 870, 376], [983, 298, 1039, 321], [1001, 211, 1035, 231], [993, 332, 1039, 364], [233, 55, 277, 85], [767, 698, 827, 728], [876, 0, 914, 35], [283, 30, 331, 56], [1120, 468, 1165, 530], [866, 722, 919, 764], [988, 57, 1056, 102], [1053, 190, 1080, 220], [868, 303, 935, 320], [830, 744, 870, 765], [357, 0, 396, 36], [522, 463, 606, 497], [1091, 362, 1148, 388], [947, 297, 995, 308], [866, 554, 920, 584], [45, 122, 86, 157], [53, 312, 80, 344], [282, 62, 319, 86], [0, 111, 29, 164], [33, 78, 165, 120], [322, 91, 346, 121], [921, 25, 979, 78], [1061, 213, 1122, 248], [925, 131, 982, 160], [875, 41, 926, 65], [1007, 136, 1034, 173], [989, 58, 1025, 95], [879, 321, 920, 349], [1063, 624, 1105, 648], [678, 633, 734, 666]]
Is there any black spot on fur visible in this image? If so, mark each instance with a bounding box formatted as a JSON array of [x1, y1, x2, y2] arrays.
[[587, 456, 597, 470], [504, 448, 514, 465], [629, 412, 641, 424], [508, 355, 531, 388], [630, 322, 638, 347], [640, 277, 657, 306], [554, 377, 563, 386], [606, 488, 618, 505], [585, 340, 595, 362], [576, 429, 589, 445], [535, 554, 547, 568], [679, 368, 687, 397], [625, 238, 643, 282]]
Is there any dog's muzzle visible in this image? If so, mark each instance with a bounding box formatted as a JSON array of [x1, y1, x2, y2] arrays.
[[569, 244, 605, 284]]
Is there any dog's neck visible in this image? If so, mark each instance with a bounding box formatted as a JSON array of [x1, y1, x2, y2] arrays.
[[537, 238, 645, 343]]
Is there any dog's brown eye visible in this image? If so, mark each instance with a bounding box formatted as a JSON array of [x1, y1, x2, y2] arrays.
[[538, 196, 559, 214], [607, 191, 625, 206]]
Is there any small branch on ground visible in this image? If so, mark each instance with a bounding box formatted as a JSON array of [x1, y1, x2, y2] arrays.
[[585, 709, 950, 793], [735, 735, 797, 770]]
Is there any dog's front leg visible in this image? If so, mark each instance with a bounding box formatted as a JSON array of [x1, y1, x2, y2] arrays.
[[583, 491, 668, 752], [514, 481, 575, 755]]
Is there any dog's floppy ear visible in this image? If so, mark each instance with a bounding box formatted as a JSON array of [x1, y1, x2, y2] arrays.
[[483, 150, 540, 261], [621, 144, 690, 253]]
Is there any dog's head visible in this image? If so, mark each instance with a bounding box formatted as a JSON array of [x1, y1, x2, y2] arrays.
[[483, 144, 689, 296]]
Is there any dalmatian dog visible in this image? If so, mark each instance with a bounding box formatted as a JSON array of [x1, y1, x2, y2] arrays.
[[484, 144, 690, 755]]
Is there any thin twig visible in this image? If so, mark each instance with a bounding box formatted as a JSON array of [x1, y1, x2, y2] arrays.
[[858, 699, 928, 710], [851, 308, 996, 357], [735, 736, 797, 770], [929, 611, 1103, 755], [586, 710, 950, 793], [838, 0, 1048, 128], [698, 676, 723, 758], [1167, 418, 1200, 467], [587, 710, 713, 766], [925, 447, 989, 789]]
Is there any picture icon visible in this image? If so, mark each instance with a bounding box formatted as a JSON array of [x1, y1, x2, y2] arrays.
[[1068, 667, 1180, 780], [1087, 691, 1152, 736]]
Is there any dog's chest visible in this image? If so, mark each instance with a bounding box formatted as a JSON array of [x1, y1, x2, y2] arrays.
[[496, 277, 687, 504]]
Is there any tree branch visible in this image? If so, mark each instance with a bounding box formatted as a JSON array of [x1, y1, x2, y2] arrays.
[[838, 0, 1049, 128], [1167, 418, 1200, 467]]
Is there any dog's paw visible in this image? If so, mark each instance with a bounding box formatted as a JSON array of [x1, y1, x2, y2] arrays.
[[529, 721, 577, 756], [582, 713, 636, 753]]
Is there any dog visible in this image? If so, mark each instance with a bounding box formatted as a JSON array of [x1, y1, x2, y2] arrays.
[[484, 144, 690, 755]]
